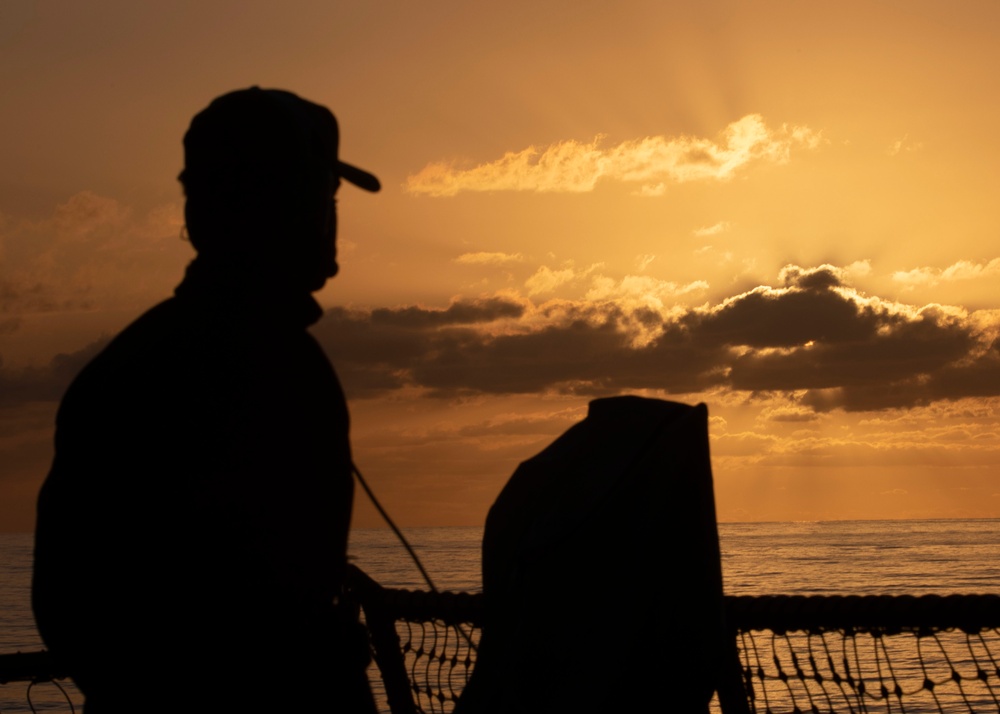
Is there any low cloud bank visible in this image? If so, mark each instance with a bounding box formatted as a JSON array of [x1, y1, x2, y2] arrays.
[[316, 265, 999, 411], [5, 265, 997, 414], [0, 337, 109, 408]]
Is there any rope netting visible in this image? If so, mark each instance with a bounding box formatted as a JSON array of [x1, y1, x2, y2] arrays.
[[345, 566, 481, 714], [355, 587, 1000, 714], [728, 594, 1000, 714], [6, 585, 1000, 714], [737, 626, 1000, 714], [394, 619, 479, 713]]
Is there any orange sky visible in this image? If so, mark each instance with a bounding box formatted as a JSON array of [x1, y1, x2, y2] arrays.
[[2, 0, 1000, 530]]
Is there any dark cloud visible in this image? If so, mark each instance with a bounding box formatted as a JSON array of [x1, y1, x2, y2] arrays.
[[370, 297, 525, 328], [686, 285, 883, 348], [319, 303, 728, 399], [0, 337, 109, 407], [7, 267, 993, 414], [410, 315, 630, 396], [312, 308, 416, 397], [729, 310, 975, 392], [802, 335, 1000, 412], [314, 269, 998, 412], [927, 339, 1000, 401], [0, 279, 96, 314], [780, 264, 844, 291]]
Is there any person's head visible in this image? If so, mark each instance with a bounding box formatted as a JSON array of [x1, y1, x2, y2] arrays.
[[178, 87, 379, 292]]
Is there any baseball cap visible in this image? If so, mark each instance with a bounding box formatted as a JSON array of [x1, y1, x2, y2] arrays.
[[180, 86, 380, 193]]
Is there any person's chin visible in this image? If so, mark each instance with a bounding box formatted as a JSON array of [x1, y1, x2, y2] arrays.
[[308, 273, 335, 293]]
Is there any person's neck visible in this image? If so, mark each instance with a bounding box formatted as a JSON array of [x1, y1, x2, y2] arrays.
[[174, 254, 323, 327]]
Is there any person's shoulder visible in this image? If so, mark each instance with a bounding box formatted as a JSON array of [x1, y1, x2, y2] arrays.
[[89, 299, 186, 366], [60, 298, 200, 403]]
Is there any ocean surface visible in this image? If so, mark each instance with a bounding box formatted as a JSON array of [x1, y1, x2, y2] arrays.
[[3, 519, 1000, 711]]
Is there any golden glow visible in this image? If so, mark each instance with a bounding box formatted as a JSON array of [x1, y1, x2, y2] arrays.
[[3, 0, 1000, 529]]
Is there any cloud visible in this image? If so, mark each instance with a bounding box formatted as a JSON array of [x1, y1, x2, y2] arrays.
[[635, 183, 667, 197], [887, 135, 924, 156], [586, 274, 708, 308], [454, 251, 524, 266], [405, 114, 823, 197], [778, 263, 847, 291], [0, 336, 110, 408], [0, 318, 21, 335], [0, 191, 187, 316], [370, 297, 526, 328], [8, 259, 996, 416], [758, 406, 821, 424], [893, 258, 1000, 288], [693, 221, 732, 237], [306, 262, 1000, 412], [525, 266, 576, 296], [635, 254, 656, 271]]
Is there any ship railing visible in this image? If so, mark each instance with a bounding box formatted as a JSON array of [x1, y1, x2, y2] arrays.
[[4, 570, 1000, 714]]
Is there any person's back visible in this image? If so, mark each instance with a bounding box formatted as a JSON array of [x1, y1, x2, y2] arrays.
[[456, 397, 729, 714], [33, 87, 380, 712]]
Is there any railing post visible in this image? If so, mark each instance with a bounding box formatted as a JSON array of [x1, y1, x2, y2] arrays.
[[347, 565, 419, 714]]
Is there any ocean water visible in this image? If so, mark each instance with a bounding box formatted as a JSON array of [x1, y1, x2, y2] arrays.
[[348, 518, 1000, 596], [719, 519, 1000, 595], [3, 519, 1000, 711]]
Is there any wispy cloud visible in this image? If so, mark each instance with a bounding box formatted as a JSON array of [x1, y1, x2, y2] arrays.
[[525, 266, 576, 296], [887, 134, 924, 156], [757, 406, 821, 424], [406, 115, 823, 197], [693, 221, 732, 237], [635, 254, 656, 271], [585, 274, 708, 306], [454, 251, 524, 265], [0, 191, 186, 318], [893, 258, 1000, 287]]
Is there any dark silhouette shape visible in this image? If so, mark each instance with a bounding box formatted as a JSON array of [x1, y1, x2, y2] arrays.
[[455, 396, 743, 714], [32, 87, 380, 713]]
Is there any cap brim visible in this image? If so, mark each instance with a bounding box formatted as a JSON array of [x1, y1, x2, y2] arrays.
[[339, 160, 380, 192]]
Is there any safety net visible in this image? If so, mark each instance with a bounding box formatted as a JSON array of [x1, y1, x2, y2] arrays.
[[729, 593, 1000, 714], [5, 578, 1000, 714], [348, 575, 1000, 714]]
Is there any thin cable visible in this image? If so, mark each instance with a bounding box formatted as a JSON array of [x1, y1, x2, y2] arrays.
[[351, 461, 438, 593], [352, 461, 479, 654]]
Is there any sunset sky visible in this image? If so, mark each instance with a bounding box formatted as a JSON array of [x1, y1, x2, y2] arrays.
[[2, 0, 999, 530]]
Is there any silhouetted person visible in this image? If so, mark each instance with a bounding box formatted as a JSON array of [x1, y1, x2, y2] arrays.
[[455, 397, 743, 714], [33, 87, 380, 713]]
